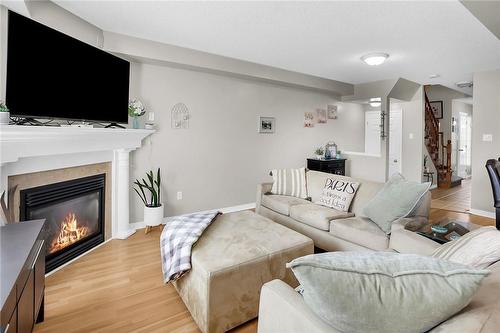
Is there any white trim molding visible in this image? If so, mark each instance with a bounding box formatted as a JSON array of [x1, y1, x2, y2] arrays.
[[470, 209, 496, 219], [129, 202, 256, 231]]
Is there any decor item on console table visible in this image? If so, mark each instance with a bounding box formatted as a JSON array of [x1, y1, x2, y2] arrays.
[[307, 158, 346, 176], [128, 99, 146, 129], [1, 219, 46, 333], [314, 147, 324, 160], [324, 141, 337, 160], [133, 168, 164, 234], [0, 101, 9, 125]]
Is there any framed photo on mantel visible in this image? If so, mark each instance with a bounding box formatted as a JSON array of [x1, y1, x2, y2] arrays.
[[430, 101, 443, 119]]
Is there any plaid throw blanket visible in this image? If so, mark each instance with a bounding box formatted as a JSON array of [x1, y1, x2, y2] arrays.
[[160, 211, 221, 283]]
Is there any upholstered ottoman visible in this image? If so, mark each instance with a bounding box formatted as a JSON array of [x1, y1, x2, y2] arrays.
[[172, 210, 313, 333]]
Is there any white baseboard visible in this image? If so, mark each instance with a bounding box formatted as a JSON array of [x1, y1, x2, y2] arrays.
[[129, 202, 257, 231], [429, 184, 438, 190], [470, 209, 496, 219]]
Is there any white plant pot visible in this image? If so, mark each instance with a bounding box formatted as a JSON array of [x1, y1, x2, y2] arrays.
[[0, 112, 10, 125], [144, 204, 164, 227], [315, 154, 323, 160]]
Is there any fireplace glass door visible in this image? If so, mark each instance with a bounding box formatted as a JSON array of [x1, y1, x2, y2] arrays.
[[20, 174, 105, 272]]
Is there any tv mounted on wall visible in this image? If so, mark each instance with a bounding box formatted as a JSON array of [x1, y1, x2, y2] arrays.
[[6, 11, 130, 124]]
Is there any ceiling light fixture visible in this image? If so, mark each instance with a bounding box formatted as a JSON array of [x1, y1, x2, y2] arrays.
[[429, 74, 440, 79], [361, 53, 389, 66], [369, 97, 382, 108], [456, 81, 473, 88]]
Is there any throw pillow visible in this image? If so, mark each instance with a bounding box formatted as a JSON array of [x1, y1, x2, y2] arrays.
[[432, 226, 500, 269], [270, 167, 308, 199], [315, 177, 360, 212], [363, 173, 430, 233], [287, 252, 488, 333]]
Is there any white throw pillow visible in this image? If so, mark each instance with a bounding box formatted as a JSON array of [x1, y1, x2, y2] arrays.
[[270, 167, 308, 199], [316, 177, 359, 212], [432, 226, 500, 269]]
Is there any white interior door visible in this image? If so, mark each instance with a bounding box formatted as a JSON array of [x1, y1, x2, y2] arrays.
[[389, 109, 402, 176], [365, 111, 381, 155], [457, 112, 472, 178]]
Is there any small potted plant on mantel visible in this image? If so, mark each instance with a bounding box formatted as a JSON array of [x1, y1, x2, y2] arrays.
[[0, 101, 9, 125], [133, 168, 163, 234]]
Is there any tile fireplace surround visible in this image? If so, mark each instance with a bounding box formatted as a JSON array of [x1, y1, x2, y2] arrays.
[[0, 125, 154, 241]]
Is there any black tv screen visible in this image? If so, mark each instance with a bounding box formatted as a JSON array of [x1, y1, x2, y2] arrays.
[[6, 11, 130, 123]]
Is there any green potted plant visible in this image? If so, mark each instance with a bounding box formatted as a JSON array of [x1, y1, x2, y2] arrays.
[[314, 147, 324, 160], [0, 101, 9, 125], [133, 168, 163, 229]]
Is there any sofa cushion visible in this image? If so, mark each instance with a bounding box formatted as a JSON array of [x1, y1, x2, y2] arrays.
[[363, 173, 431, 234], [330, 217, 388, 250], [261, 194, 311, 216], [316, 177, 360, 212], [432, 226, 500, 269], [430, 261, 500, 332], [289, 204, 354, 231], [270, 167, 308, 199], [286, 252, 489, 333], [306, 170, 383, 216]]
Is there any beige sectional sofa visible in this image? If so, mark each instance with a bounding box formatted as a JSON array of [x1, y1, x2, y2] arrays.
[[256, 170, 431, 252]]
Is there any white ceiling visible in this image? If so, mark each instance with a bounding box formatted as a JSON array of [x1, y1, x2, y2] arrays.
[[54, 1, 500, 95]]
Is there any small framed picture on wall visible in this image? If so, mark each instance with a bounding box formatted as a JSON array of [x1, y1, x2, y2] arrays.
[[430, 101, 443, 119], [258, 116, 276, 133], [327, 104, 338, 119]]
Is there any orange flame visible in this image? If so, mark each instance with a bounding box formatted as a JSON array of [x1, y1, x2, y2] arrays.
[[49, 213, 89, 254]]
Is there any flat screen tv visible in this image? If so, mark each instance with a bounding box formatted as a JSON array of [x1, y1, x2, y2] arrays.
[[6, 11, 130, 124]]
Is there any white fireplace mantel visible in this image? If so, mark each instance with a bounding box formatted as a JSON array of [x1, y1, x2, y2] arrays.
[[0, 125, 154, 239], [0, 125, 154, 165]]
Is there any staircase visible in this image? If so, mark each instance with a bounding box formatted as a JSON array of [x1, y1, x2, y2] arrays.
[[424, 86, 456, 188]]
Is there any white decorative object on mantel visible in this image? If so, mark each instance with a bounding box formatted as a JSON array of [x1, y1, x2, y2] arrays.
[[171, 103, 189, 129], [0, 125, 154, 238]]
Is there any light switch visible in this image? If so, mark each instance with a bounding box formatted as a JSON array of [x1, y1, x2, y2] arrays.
[[409, 133, 414, 139], [148, 112, 155, 121], [482, 134, 493, 142]]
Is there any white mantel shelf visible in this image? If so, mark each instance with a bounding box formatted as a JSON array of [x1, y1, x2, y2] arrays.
[[0, 125, 154, 165]]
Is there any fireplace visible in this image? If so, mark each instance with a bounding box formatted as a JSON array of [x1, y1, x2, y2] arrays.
[[20, 174, 105, 272]]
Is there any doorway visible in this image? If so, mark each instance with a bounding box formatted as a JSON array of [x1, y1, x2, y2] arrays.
[[457, 112, 472, 178]]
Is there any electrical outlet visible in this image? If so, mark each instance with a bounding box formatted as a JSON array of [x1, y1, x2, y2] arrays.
[[482, 134, 493, 142], [177, 191, 183, 200], [148, 112, 155, 122]]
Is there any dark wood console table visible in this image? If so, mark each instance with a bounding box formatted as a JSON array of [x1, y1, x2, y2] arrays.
[[1, 220, 46, 333], [307, 158, 346, 176]]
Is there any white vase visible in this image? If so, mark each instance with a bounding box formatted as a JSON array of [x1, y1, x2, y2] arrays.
[[315, 154, 323, 160], [144, 204, 164, 226], [0, 112, 10, 125]]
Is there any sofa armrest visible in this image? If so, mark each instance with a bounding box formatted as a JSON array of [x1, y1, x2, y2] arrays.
[[256, 183, 273, 213], [390, 218, 440, 256], [258, 280, 336, 333]]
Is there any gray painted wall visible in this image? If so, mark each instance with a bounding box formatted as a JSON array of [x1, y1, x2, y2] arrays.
[[471, 69, 500, 214], [128, 62, 365, 221]]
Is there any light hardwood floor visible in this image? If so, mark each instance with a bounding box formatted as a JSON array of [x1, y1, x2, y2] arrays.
[[34, 209, 494, 333], [431, 178, 471, 213]]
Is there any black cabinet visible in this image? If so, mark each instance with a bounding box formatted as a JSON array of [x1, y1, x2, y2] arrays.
[[307, 158, 346, 176], [1, 220, 45, 333]]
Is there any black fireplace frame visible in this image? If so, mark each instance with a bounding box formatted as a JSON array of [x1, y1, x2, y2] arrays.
[[20, 174, 105, 273]]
